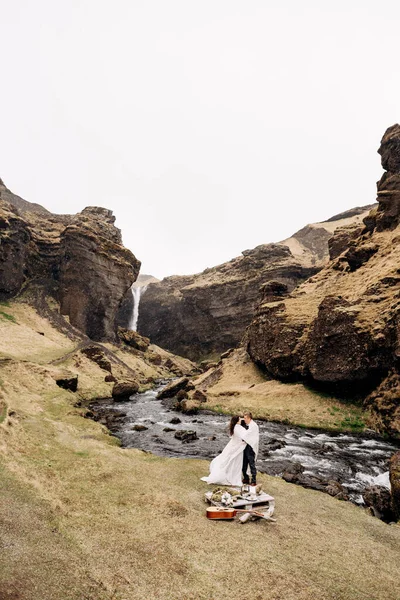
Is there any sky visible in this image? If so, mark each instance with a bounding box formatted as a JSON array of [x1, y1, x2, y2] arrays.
[[1, 1, 399, 279]]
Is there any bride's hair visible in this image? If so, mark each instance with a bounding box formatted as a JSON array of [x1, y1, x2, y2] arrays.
[[229, 415, 240, 436]]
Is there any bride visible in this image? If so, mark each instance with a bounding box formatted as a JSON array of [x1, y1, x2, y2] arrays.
[[201, 415, 247, 487]]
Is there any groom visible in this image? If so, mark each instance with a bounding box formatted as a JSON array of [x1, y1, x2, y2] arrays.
[[240, 412, 259, 485]]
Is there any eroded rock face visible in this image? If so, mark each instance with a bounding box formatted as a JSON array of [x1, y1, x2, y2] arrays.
[[0, 201, 31, 298], [0, 180, 140, 341], [138, 209, 373, 360], [389, 451, 400, 520], [59, 207, 140, 340], [247, 125, 400, 435]]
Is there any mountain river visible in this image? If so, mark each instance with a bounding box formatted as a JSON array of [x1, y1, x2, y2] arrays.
[[90, 385, 399, 505]]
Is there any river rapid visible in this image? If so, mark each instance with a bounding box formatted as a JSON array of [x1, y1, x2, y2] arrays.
[[90, 386, 399, 505]]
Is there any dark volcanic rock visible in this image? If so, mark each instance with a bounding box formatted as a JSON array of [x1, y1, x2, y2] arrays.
[[343, 244, 379, 271], [81, 346, 112, 372], [0, 180, 140, 341], [363, 485, 394, 522], [112, 380, 139, 400], [374, 124, 400, 231], [303, 296, 386, 384], [55, 375, 78, 392], [282, 463, 348, 500], [0, 201, 32, 299], [156, 377, 190, 399], [192, 389, 207, 403], [137, 208, 373, 361], [174, 429, 198, 442], [59, 207, 140, 341], [246, 126, 400, 435], [246, 302, 305, 380], [117, 327, 150, 352], [390, 450, 400, 520]]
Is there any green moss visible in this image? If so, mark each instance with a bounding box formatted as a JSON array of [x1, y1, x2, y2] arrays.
[[0, 310, 17, 324]]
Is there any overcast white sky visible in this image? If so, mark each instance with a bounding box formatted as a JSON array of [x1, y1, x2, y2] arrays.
[[1, 1, 399, 279]]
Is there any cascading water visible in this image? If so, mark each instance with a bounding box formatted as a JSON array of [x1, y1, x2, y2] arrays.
[[129, 285, 148, 331]]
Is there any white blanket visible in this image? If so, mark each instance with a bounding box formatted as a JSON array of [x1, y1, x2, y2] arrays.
[[240, 420, 259, 458]]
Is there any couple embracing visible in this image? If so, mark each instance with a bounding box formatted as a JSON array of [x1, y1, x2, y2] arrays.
[[201, 412, 259, 488]]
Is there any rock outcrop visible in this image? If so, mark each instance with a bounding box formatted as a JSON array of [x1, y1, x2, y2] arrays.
[[138, 207, 373, 360], [0, 179, 140, 341], [247, 125, 400, 436], [390, 451, 400, 520]]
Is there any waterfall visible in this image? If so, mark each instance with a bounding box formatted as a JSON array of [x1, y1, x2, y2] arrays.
[[130, 285, 148, 331]]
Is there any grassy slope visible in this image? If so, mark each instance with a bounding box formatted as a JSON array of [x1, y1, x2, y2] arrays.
[[195, 349, 369, 432], [1, 303, 400, 600]]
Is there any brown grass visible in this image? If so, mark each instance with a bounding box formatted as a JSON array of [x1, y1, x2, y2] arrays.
[[195, 349, 369, 431], [0, 303, 399, 599]]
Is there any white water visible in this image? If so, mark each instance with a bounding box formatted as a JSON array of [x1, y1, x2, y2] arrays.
[[129, 285, 148, 331]]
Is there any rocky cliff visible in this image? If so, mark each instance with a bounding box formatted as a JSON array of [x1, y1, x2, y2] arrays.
[[247, 124, 400, 436], [137, 206, 373, 361], [0, 179, 140, 341]]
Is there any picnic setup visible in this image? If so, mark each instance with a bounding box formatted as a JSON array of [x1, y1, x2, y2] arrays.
[[205, 484, 276, 524]]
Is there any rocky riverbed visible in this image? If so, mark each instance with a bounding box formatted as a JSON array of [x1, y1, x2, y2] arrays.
[[89, 385, 399, 510]]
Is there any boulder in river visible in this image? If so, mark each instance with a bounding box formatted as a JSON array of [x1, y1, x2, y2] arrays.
[[132, 424, 148, 431], [112, 380, 139, 400], [157, 377, 190, 399], [282, 463, 348, 500], [363, 485, 394, 522], [174, 430, 198, 443]]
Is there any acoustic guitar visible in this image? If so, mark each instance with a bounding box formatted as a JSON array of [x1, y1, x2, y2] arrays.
[[206, 507, 237, 519], [206, 506, 271, 520]]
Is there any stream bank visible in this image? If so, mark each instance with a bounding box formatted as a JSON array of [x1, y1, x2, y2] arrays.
[[89, 385, 399, 513]]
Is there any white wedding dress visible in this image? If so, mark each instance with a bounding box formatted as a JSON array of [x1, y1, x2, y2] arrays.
[[201, 423, 247, 487]]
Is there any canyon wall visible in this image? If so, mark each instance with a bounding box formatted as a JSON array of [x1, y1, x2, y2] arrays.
[[138, 206, 373, 360], [0, 179, 140, 341], [247, 124, 400, 436]]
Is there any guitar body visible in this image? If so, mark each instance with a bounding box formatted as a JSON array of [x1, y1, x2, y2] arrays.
[[206, 507, 237, 520]]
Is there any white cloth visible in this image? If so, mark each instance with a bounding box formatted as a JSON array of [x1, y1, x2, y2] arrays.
[[201, 423, 247, 486], [241, 419, 259, 458]]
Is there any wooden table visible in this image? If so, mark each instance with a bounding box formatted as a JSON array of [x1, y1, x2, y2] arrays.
[[205, 490, 276, 523]]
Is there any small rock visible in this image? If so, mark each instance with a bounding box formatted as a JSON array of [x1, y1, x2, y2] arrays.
[[174, 430, 198, 442], [266, 438, 286, 451], [163, 427, 175, 432], [132, 424, 148, 432], [170, 417, 181, 424]]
